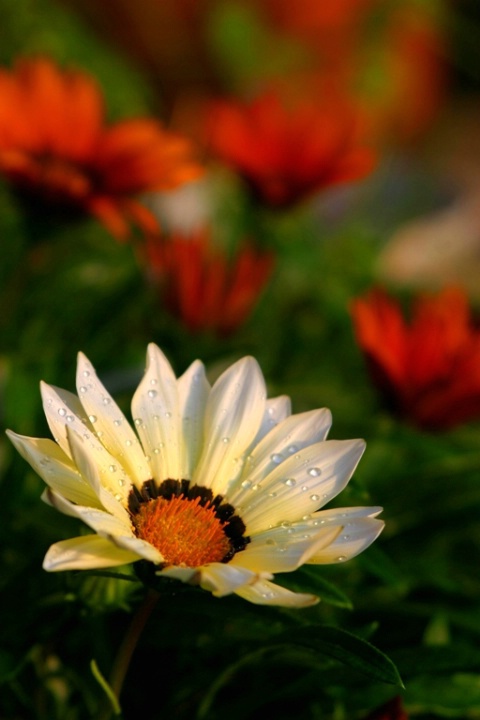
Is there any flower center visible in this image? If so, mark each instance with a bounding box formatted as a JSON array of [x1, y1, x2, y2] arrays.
[[129, 479, 249, 568]]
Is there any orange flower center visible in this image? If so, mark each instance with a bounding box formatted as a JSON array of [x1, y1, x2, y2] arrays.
[[133, 494, 233, 567]]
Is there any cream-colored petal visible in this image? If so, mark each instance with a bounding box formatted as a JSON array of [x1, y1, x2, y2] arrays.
[[228, 408, 332, 506], [252, 395, 292, 445], [131, 343, 183, 483], [6, 430, 101, 508], [241, 439, 366, 534], [46, 488, 133, 537], [159, 562, 263, 596], [197, 563, 265, 596], [235, 578, 318, 607], [177, 360, 210, 478], [43, 535, 139, 571], [40, 381, 91, 458], [308, 517, 385, 564], [230, 524, 341, 573], [76, 352, 150, 487], [108, 534, 164, 564], [192, 357, 266, 495], [66, 427, 130, 523]]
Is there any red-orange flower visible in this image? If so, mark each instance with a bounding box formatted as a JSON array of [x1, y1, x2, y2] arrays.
[[364, 696, 408, 720], [351, 287, 480, 431], [0, 57, 203, 240], [145, 228, 275, 336], [205, 90, 375, 208]]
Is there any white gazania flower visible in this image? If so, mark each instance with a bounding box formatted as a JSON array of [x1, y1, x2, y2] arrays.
[[7, 344, 383, 607]]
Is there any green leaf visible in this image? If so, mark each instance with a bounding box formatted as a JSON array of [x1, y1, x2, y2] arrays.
[[90, 659, 122, 718], [277, 626, 403, 687]]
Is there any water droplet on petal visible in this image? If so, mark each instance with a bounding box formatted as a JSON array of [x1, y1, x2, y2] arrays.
[[147, 390, 157, 399], [102, 397, 111, 405], [125, 440, 132, 447], [287, 445, 298, 454], [134, 418, 142, 426], [88, 415, 97, 423], [241, 480, 252, 489], [301, 485, 308, 492], [79, 386, 87, 394], [336, 555, 347, 562], [270, 453, 283, 464], [307, 467, 321, 477], [310, 494, 320, 502], [281, 521, 291, 529], [114, 493, 122, 501], [83, 370, 90, 378], [283, 478, 296, 487], [150, 378, 157, 385], [118, 478, 125, 487], [58, 408, 66, 417], [164, 412, 171, 418], [222, 437, 230, 444], [108, 465, 116, 473], [66, 415, 74, 423], [114, 419, 122, 427]]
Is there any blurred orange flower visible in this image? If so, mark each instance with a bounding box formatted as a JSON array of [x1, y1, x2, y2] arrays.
[[364, 696, 408, 719], [351, 287, 480, 431], [205, 90, 375, 208], [0, 57, 203, 240], [145, 228, 275, 336]]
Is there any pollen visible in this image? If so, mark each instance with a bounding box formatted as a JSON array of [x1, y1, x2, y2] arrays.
[[133, 494, 233, 567]]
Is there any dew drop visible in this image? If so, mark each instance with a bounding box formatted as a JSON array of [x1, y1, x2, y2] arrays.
[[251, 484, 260, 491], [108, 465, 117, 473], [134, 418, 142, 426], [241, 480, 252, 489], [270, 453, 283, 464], [114, 493, 122, 501], [341, 534, 350, 541], [153, 448, 160, 455], [307, 467, 322, 477], [79, 386, 87, 394], [114, 419, 122, 427], [83, 370, 90, 378], [66, 415, 74, 423], [222, 437, 230, 444], [147, 390, 157, 399], [150, 378, 157, 385], [301, 485, 308, 492], [58, 408, 66, 417], [102, 397, 111, 405], [88, 415, 97, 424], [125, 440, 132, 447], [310, 494, 320, 502], [118, 478, 125, 487], [164, 412, 171, 419], [336, 556, 347, 562], [265, 538, 276, 546], [283, 478, 296, 487], [268, 491, 277, 498], [267, 407, 275, 416], [281, 521, 291, 529], [287, 445, 298, 454]]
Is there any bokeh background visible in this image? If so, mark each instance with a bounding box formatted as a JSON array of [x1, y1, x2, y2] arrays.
[[2, 1, 480, 718]]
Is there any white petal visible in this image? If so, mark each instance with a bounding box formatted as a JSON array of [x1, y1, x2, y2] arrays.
[[235, 578, 318, 607], [46, 488, 133, 537], [228, 408, 332, 506], [230, 524, 341, 573], [6, 430, 101, 508], [66, 427, 130, 523], [252, 395, 292, 445], [76, 352, 150, 487], [159, 563, 263, 596], [177, 360, 210, 478], [192, 357, 266, 495], [241, 439, 366, 534], [131, 343, 183, 482], [307, 517, 385, 564], [108, 534, 164, 563], [43, 535, 139, 571], [40, 381, 91, 458]]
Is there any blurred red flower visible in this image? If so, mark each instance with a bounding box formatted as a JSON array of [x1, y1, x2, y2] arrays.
[[351, 287, 480, 431], [0, 57, 203, 240], [205, 90, 375, 208], [145, 228, 275, 336], [364, 696, 408, 720]]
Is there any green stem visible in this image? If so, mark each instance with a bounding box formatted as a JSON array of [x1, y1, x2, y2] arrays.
[[98, 588, 159, 719]]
